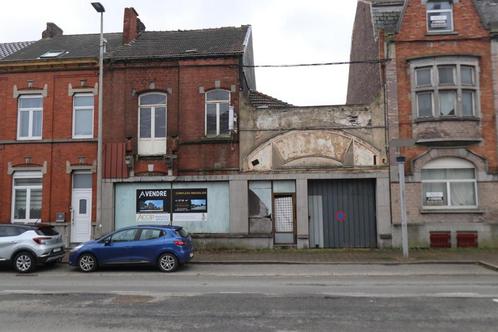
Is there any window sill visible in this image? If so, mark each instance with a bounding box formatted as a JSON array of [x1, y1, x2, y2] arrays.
[[414, 116, 479, 123], [420, 208, 484, 214]]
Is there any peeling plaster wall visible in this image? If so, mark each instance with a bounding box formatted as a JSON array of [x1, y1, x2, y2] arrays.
[[239, 95, 387, 172]]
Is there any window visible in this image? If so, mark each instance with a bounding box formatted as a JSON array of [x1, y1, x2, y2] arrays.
[[12, 172, 42, 223], [111, 229, 138, 242], [39, 50, 66, 58], [139, 93, 167, 139], [18, 95, 43, 140], [421, 158, 477, 209], [412, 58, 479, 118], [138, 93, 167, 156], [0, 226, 25, 237], [73, 93, 94, 138], [205, 89, 230, 136], [138, 229, 164, 241], [73, 173, 92, 189], [427, 1, 453, 33]]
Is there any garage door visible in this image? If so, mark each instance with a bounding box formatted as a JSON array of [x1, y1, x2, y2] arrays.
[[308, 179, 377, 248]]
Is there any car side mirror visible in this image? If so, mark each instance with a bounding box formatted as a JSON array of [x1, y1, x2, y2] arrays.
[[104, 238, 112, 246]]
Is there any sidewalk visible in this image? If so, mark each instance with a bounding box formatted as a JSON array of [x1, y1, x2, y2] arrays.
[[190, 248, 498, 270]]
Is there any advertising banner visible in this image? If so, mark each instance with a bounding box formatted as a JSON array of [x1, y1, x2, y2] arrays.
[[172, 189, 208, 222], [136, 189, 171, 223]]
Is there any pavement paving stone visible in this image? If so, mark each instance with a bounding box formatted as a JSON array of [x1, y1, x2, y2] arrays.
[[189, 248, 498, 268]]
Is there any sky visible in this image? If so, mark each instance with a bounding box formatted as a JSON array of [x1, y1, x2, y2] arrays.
[[2, 0, 358, 106]]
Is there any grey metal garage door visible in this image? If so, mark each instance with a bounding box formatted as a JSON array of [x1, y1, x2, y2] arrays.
[[309, 179, 377, 248]]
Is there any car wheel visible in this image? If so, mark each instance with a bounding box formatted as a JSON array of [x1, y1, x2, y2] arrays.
[[158, 253, 178, 272], [14, 251, 35, 273], [78, 253, 97, 273]]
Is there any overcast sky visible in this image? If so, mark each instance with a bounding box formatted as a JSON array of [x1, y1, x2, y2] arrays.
[[2, 0, 357, 106]]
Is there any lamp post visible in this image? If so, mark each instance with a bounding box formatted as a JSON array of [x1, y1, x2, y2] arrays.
[[92, 2, 105, 235], [397, 155, 409, 257]]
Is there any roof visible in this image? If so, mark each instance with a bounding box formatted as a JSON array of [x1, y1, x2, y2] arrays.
[[473, 0, 498, 29], [1, 25, 251, 62], [0, 41, 35, 59], [111, 25, 251, 60], [369, 0, 498, 33], [371, 0, 404, 34], [2, 33, 123, 61], [249, 91, 293, 109]]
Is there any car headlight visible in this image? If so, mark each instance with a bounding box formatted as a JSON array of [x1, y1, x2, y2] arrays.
[[71, 244, 84, 252]]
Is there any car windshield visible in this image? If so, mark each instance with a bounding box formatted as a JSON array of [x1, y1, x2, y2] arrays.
[[35, 226, 58, 236]]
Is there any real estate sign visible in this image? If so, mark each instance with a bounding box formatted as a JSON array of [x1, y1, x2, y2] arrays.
[[172, 189, 208, 222], [136, 189, 171, 223]]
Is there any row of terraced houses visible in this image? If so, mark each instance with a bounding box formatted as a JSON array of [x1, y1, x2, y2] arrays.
[[0, 0, 497, 249]]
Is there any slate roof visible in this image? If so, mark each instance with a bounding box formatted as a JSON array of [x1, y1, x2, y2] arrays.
[[473, 0, 498, 29], [371, 0, 404, 34], [1, 25, 250, 62], [0, 41, 35, 59], [111, 25, 250, 60], [369, 0, 498, 33], [2, 33, 123, 61], [249, 91, 293, 109]]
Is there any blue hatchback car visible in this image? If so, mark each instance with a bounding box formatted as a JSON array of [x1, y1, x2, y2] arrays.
[[69, 225, 193, 273]]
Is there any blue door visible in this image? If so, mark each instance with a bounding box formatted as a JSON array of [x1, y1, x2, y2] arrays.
[[93, 228, 139, 264], [132, 228, 166, 263]]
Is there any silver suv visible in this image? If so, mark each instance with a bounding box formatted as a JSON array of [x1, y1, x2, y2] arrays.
[[0, 224, 65, 273]]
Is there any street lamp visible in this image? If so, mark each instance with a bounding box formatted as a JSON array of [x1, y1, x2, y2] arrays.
[[396, 155, 409, 257], [92, 2, 105, 236]]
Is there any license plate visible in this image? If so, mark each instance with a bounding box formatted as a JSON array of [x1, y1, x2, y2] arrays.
[[53, 248, 62, 253]]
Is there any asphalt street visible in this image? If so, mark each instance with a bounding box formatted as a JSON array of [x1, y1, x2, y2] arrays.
[[0, 263, 497, 331]]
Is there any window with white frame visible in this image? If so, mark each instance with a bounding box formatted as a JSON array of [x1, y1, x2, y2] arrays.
[[73, 93, 94, 138], [138, 93, 167, 156], [427, 1, 453, 33], [205, 89, 230, 136], [18, 95, 43, 140], [12, 172, 43, 223], [139, 93, 167, 140], [412, 57, 479, 118], [421, 157, 477, 209]]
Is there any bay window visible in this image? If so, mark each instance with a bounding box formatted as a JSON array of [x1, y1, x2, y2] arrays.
[[411, 57, 479, 119]]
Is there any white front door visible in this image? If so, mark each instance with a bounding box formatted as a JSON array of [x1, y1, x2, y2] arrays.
[[71, 189, 92, 243]]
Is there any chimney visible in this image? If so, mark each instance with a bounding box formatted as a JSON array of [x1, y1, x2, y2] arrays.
[[42, 23, 63, 39], [123, 7, 145, 44]]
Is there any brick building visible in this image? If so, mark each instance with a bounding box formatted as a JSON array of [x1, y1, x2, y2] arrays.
[[0, 23, 123, 244], [98, 8, 258, 246], [348, 0, 498, 247]]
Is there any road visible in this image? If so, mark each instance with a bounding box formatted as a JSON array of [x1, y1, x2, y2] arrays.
[[0, 263, 497, 331]]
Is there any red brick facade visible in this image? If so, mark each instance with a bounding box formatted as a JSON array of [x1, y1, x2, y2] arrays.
[[394, 0, 497, 172], [103, 57, 241, 177], [0, 68, 98, 223]]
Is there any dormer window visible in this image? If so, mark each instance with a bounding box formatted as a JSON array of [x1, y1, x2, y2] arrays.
[[427, 1, 453, 33]]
